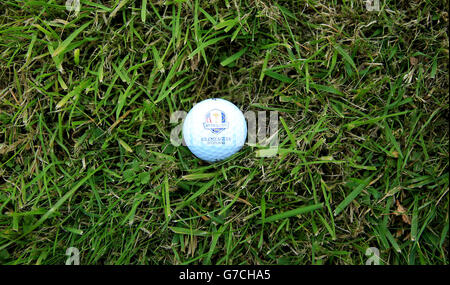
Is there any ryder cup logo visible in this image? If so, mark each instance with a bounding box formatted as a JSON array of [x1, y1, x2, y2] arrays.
[[203, 109, 229, 134]]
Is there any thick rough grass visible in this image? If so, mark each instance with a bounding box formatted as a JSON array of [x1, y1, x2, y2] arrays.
[[0, 0, 448, 264]]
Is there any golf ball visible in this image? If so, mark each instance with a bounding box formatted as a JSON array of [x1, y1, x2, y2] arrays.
[[182, 98, 247, 163]]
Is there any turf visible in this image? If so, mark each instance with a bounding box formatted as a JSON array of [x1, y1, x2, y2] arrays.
[[0, 0, 448, 265]]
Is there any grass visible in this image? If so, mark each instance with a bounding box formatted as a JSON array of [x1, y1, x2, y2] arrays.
[[0, 0, 448, 265]]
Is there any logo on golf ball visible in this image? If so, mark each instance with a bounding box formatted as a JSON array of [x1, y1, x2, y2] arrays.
[[203, 109, 229, 134]]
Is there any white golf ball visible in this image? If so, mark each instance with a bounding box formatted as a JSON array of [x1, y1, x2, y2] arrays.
[[182, 98, 247, 163]]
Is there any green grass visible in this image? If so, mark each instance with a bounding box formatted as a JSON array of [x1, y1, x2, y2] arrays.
[[0, 0, 448, 265]]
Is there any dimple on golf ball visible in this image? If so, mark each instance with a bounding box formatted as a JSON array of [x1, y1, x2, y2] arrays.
[[182, 98, 247, 163]]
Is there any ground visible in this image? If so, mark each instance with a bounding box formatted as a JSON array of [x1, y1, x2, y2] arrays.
[[0, 0, 448, 265]]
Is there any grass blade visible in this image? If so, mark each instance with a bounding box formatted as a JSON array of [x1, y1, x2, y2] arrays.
[[220, 47, 247, 66], [264, 70, 294, 83], [52, 21, 92, 57], [25, 166, 102, 235], [56, 79, 91, 109], [175, 178, 216, 211], [260, 203, 323, 224], [141, 0, 147, 23], [334, 44, 358, 75], [169, 227, 209, 236], [334, 174, 375, 216]]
